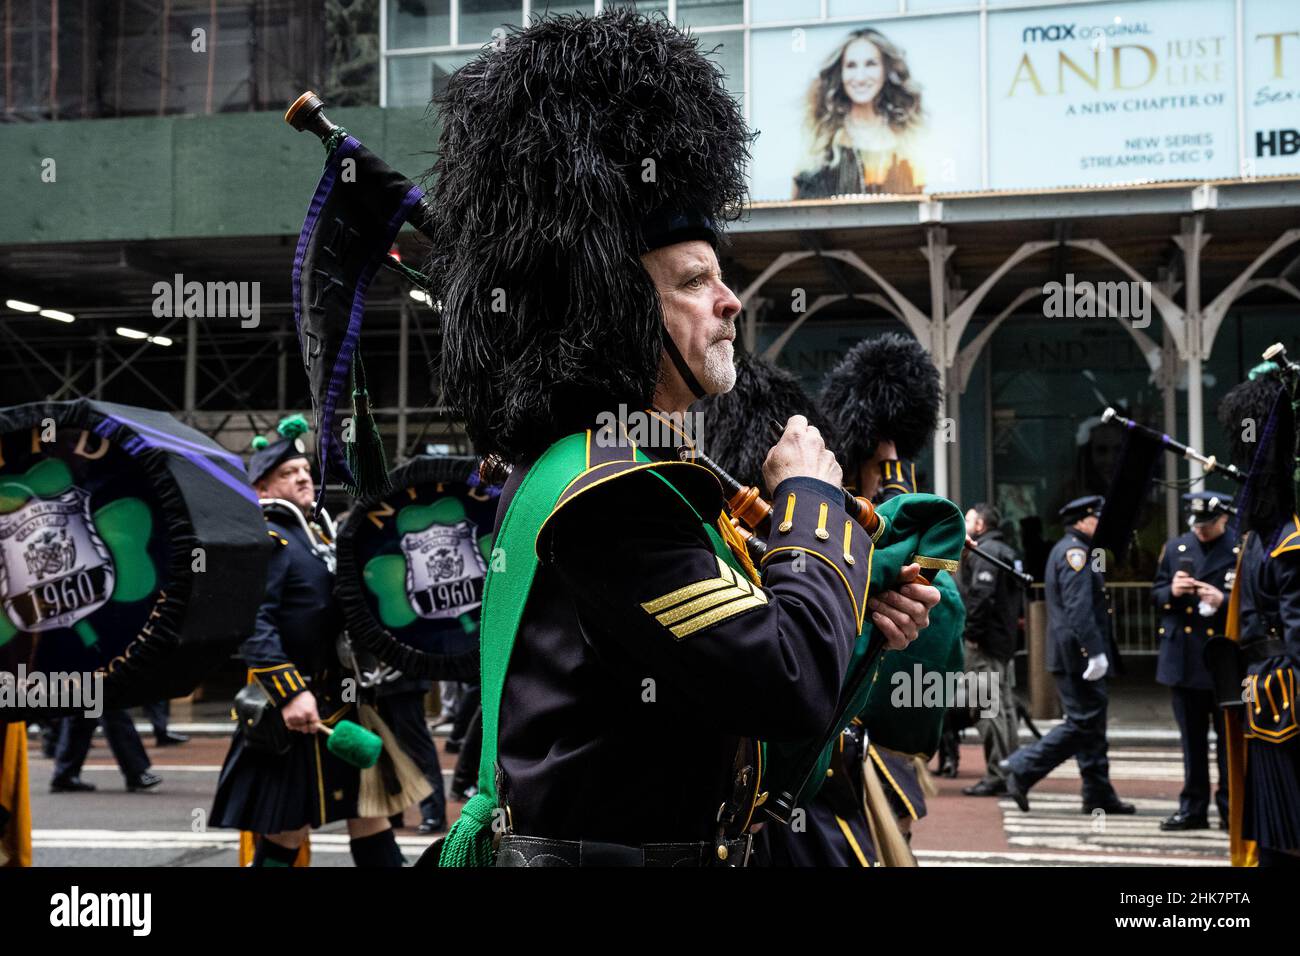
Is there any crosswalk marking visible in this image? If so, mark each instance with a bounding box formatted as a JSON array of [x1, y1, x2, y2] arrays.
[[992, 749, 1229, 863]]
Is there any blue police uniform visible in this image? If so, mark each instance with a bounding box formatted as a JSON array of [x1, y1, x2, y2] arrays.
[[1004, 495, 1131, 813], [210, 501, 361, 834], [1151, 493, 1237, 828]]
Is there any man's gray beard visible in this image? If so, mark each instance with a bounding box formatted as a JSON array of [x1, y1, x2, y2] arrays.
[[702, 339, 737, 394]]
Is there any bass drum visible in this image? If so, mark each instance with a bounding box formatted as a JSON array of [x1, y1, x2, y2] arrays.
[[335, 456, 498, 680], [0, 400, 270, 720]]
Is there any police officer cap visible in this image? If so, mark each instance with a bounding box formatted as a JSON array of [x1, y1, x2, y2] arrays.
[[247, 414, 312, 485], [1058, 495, 1104, 523], [1181, 491, 1234, 522]]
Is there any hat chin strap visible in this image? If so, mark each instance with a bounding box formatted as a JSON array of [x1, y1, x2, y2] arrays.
[[662, 328, 708, 401]]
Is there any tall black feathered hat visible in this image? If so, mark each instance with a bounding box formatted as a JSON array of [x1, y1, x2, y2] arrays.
[[696, 355, 831, 492], [1219, 362, 1295, 538], [426, 11, 752, 465], [818, 332, 942, 473]]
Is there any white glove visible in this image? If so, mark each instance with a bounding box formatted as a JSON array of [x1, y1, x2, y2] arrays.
[[1082, 653, 1109, 682]]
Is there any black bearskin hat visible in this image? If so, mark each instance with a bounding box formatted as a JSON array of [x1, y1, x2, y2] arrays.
[[818, 332, 942, 472], [426, 12, 752, 465], [1218, 367, 1295, 536], [696, 355, 832, 493]]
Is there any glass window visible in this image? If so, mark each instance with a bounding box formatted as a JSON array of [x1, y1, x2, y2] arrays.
[[905, 0, 974, 11], [752, 0, 820, 24], [388, 0, 452, 50], [459, 0, 523, 46], [676, 0, 742, 29], [603, 0, 670, 14], [828, 0, 904, 16], [698, 30, 744, 100], [387, 52, 477, 107], [529, 1, 595, 20]]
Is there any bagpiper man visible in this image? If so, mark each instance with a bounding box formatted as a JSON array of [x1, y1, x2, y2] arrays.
[[1152, 492, 1237, 832], [426, 11, 939, 868], [210, 415, 403, 867], [1002, 495, 1134, 816], [1221, 361, 1300, 866]]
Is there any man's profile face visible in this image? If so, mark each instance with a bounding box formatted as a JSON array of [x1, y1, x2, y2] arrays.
[[640, 240, 741, 401], [257, 458, 315, 512], [1075, 514, 1099, 537], [965, 509, 985, 538], [855, 438, 898, 499]]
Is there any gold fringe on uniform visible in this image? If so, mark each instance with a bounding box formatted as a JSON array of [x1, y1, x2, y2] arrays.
[[862, 751, 916, 867], [1223, 539, 1258, 867], [355, 702, 433, 819], [0, 721, 32, 867]]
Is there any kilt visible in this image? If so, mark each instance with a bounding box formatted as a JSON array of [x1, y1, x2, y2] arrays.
[[211, 704, 360, 834]]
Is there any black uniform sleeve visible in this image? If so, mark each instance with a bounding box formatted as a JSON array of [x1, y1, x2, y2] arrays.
[[961, 556, 998, 649], [1059, 556, 1109, 659], [876, 458, 918, 503], [240, 530, 309, 706], [1270, 545, 1300, 647], [548, 474, 870, 742]]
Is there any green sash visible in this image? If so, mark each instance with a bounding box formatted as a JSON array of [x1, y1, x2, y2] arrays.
[[438, 433, 741, 866]]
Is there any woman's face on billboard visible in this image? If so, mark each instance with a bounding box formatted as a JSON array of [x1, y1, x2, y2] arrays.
[[840, 38, 885, 106]]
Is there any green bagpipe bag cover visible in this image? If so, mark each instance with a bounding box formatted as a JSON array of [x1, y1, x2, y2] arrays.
[[763, 493, 966, 805], [857, 568, 965, 758]]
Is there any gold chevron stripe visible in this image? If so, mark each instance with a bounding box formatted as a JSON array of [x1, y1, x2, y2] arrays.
[[640, 557, 736, 614], [669, 594, 767, 639], [655, 581, 757, 625]]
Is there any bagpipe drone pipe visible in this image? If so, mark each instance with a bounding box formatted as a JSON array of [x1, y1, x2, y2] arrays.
[[0, 401, 270, 720], [334, 456, 500, 681]]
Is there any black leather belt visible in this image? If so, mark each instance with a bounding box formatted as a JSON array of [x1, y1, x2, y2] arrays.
[[495, 834, 753, 867], [1243, 639, 1291, 663]]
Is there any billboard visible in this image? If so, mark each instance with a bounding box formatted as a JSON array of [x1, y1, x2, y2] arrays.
[[746, 0, 1300, 199]]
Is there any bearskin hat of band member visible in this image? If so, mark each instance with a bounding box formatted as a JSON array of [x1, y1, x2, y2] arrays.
[[1218, 364, 1295, 537], [817, 332, 942, 473], [425, 11, 751, 466], [696, 354, 834, 492]]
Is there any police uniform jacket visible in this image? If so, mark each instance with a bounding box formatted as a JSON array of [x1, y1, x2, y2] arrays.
[[495, 432, 872, 846], [958, 528, 1022, 662], [1151, 528, 1238, 689], [242, 505, 343, 706], [1044, 529, 1110, 676]]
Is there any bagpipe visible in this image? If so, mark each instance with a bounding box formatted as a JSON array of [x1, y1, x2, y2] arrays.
[[283, 92, 437, 509], [0, 400, 270, 720], [677, 444, 965, 822], [684, 444, 1031, 586]]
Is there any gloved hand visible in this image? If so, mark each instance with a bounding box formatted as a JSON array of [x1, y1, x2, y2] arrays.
[[1082, 653, 1109, 682]]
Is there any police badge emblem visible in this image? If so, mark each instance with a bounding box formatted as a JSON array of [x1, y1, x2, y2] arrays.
[[400, 518, 486, 620], [0, 487, 115, 633], [337, 456, 499, 679], [1066, 547, 1088, 572]]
